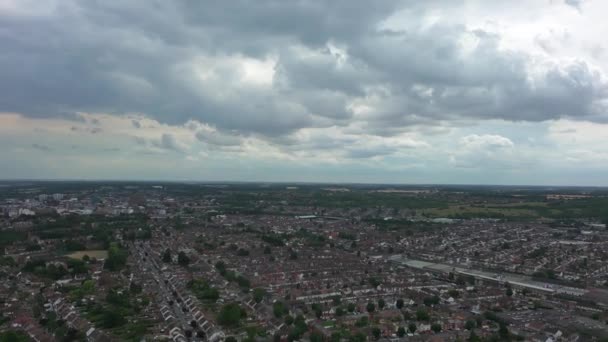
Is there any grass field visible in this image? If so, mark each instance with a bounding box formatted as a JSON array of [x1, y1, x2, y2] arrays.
[[66, 250, 108, 259]]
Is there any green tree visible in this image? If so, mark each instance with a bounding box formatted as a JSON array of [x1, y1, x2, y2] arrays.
[[350, 333, 366, 342], [423, 296, 440, 306], [397, 326, 406, 337], [377, 298, 385, 310], [431, 323, 442, 333], [177, 251, 190, 267], [448, 289, 460, 298], [129, 281, 142, 294], [347, 302, 356, 313], [506, 288, 513, 297], [102, 309, 126, 328], [189, 279, 220, 301], [218, 303, 244, 327], [253, 288, 266, 303], [104, 243, 127, 271], [162, 249, 171, 263], [273, 301, 287, 318], [499, 323, 510, 339], [0, 330, 29, 342], [366, 302, 375, 313], [372, 327, 381, 340], [465, 320, 476, 331], [310, 332, 324, 342], [416, 309, 430, 321], [408, 322, 417, 333], [396, 298, 404, 309], [355, 317, 369, 328], [468, 330, 481, 342]]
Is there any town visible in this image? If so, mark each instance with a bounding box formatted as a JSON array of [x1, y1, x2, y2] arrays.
[[1, 181, 608, 342]]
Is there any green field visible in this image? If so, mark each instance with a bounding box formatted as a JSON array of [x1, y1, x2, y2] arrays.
[[66, 250, 108, 259]]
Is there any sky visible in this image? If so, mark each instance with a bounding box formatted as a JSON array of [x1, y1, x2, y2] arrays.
[[1, 0, 608, 185]]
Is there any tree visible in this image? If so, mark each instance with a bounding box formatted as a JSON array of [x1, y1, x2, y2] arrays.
[[285, 315, 294, 325], [396, 298, 404, 309], [377, 298, 385, 310], [177, 251, 190, 267], [310, 332, 324, 342], [290, 315, 308, 340], [225, 337, 237, 342], [368, 277, 381, 287], [102, 310, 126, 328], [215, 261, 227, 275], [498, 323, 510, 339], [448, 289, 460, 298], [315, 308, 323, 319], [366, 302, 375, 313], [273, 301, 287, 318], [506, 288, 513, 297], [468, 330, 481, 342], [0, 330, 29, 342], [465, 320, 476, 331], [218, 303, 244, 327], [397, 327, 406, 337], [263, 246, 272, 254], [162, 249, 171, 263], [335, 307, 345, 316], [253, 288, 266, 303], [351, 333, 366, 342], [416, 309, 430, 321], [104, 243, 127, 271], [129, 281, 142, 294], [423, 296, 440, 306], [431, 323, 442, 333], [408, 322, 417, 334], [347, 302, 356, 313], [372, 327, 381, 340], [189, 279, 220, 301]]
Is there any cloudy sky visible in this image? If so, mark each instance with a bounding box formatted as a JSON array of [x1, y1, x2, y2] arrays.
[[1, 0, 608, 185]]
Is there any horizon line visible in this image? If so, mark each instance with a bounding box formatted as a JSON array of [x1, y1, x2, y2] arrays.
[[1, 178, 607, 189]]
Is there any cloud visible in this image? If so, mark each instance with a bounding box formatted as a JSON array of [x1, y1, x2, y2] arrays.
[[152, 133, 188, 153], [1, 1, 608, 185], [195, 130, 242, 147], [564, 0, 584, 10], [31, 143, 52, 152], [0, 0, 606, 142], [461, 134, 514, 149]]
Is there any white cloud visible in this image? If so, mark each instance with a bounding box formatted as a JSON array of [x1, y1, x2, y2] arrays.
[[460, 134, 514, 149]]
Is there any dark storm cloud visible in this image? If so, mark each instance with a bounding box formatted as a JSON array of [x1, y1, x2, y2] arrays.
[[0, 0, 606, 139]]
